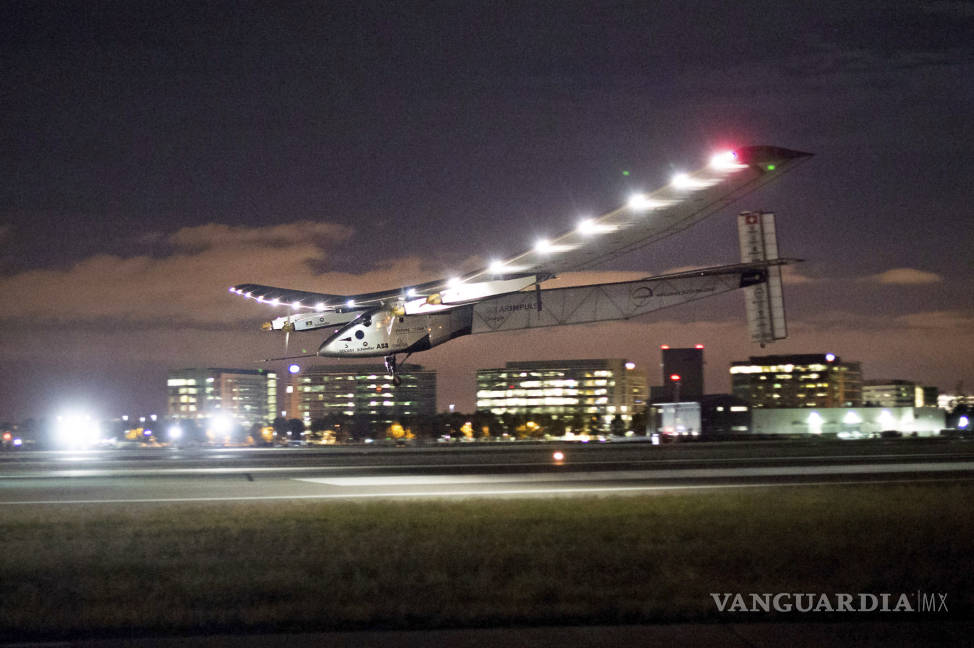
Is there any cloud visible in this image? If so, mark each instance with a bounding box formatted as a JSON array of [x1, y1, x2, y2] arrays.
[[1, 220, 971, 419], [861, 268, 943, 285], [169, 222, 352, 251], [0, 221, 393, 327], [781, 265, 817, 285], [894, 310, 974, 331]]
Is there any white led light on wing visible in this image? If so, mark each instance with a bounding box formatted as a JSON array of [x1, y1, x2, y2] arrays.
[[346, 299, 355, 308], [577, 218, 615, 235], [291, 301, 301, 309], [316, 302, 326, 310], [535, 239, 553, 253], [671, 173, 719, 190], [670, 173, 695, 188], [488, 260, 506, 274], [627, 194, 668, 211], [270, 298, 280, 307], [709, 150, 746, 170]]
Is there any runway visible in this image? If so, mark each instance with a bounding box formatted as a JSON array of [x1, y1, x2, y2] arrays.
[[2, 439, 973, 505]]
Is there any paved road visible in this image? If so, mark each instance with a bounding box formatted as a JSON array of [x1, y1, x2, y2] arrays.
[[2, 439, 973, 505]]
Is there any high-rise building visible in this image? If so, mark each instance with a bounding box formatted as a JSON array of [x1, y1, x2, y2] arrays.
[[167, 368, 278, 424], [284, 363, 436, 426], [476, 359, 648, 430], [660, 345, 705, 401], [730, 354, 862, 408]]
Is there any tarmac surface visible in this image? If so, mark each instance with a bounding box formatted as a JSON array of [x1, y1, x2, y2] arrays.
[[1, 438, 973, 505], [3, 440, 971, 646]]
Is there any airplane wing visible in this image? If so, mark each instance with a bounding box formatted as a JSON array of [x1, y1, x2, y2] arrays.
[[461, 146, 811, 280], [230, 145, 811, 313], [229, 283, 347, 310]]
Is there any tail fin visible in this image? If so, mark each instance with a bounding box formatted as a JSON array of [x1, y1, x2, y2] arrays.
[[738, 211, 788, 346]]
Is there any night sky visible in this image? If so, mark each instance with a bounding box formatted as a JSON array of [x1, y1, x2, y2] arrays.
[[2, 1, 972, 420]]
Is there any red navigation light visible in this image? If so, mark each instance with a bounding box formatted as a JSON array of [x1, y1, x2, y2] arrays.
[[660, 344, 670, 350], [695, 344, 704, 349], [670, 374, 681, 382]]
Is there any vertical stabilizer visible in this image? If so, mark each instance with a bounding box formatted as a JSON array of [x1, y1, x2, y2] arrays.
[[738, 211, 787, 345]]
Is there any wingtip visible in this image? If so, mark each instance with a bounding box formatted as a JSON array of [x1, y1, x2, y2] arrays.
[[737, 145, 813, 165]]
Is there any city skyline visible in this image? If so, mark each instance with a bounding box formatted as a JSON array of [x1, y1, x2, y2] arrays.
[[1, 346, 950, 423], [2, 2, 972, 420]]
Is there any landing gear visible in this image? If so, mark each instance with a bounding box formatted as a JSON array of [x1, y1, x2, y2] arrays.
[[384, 353, 411, 387], [384, 354, 402, 386]]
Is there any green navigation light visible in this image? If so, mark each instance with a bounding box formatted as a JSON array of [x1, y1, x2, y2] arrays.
[[622, 170, 630, 176], [767, 164, 776, 171]]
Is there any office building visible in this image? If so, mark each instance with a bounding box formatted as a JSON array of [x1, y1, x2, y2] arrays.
[[167, 368, 278, 424], [730, 354, 862, 408], [284, 363, 436, 426], [660, 345, 705, 402], [476, 359, 648, 430]]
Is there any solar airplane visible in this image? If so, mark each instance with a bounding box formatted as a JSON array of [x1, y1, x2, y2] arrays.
[[230, 146, 811, 385]]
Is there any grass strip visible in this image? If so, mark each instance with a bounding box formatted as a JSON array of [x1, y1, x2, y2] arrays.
[[2, 482, 972, 639]]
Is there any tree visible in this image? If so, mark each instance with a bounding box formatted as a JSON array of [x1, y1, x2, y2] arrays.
[[348, 413, 373, 441], [272, 416, 289, 443], [472, 410, 499, 440], [286, 418, 305, 441], [630, 407, 648, 435], [568, 409, 587, 435], [609, 415, 626, 437]]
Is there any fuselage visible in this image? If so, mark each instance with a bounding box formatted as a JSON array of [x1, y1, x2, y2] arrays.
[[317, 308, 473, 357]]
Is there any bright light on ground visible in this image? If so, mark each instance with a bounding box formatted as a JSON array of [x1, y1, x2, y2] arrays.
[[55, 412, 101, 449]]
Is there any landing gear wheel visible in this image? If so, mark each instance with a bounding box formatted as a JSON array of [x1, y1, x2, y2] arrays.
[[385, 353, 410, 387]]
